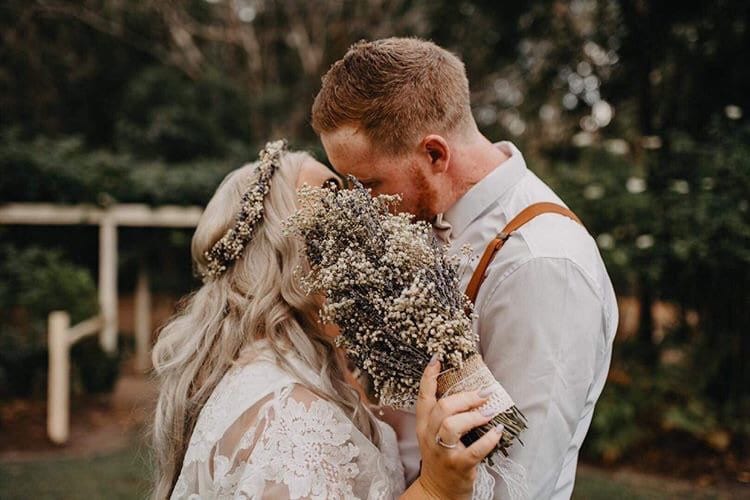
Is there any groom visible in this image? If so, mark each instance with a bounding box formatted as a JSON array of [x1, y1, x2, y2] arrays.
[[312, 38, 618, 499]]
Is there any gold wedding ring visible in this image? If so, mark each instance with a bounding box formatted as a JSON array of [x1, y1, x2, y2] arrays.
[[435, 434, 458, 449]]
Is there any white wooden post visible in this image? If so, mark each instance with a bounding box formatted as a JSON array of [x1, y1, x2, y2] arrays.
[[134, 267, 152, 372], [47, 311, 70, 445], [99, 213, 118, 354]]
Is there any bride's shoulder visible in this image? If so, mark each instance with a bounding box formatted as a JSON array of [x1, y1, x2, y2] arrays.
[[225, 362, 346, 424], [183, 359, 297, 463], [218, 362, 359, 443], [217, 357, 292, 394], [227, 355, 292, 383], [195, 358, 295, 426]]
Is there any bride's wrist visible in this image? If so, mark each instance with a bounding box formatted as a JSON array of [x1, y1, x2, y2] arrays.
[[402, 476, 442, 500], [399, 475, 442, 500], [417, 476, 443, 499], [415, 474, 470, 500]]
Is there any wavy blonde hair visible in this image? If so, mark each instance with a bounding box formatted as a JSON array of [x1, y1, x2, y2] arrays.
[[150, 151, 379, 499]]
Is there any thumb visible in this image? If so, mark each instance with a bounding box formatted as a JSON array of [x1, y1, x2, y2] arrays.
[[416, 354, 440, 421]]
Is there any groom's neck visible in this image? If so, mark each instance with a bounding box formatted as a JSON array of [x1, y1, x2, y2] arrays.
[[445, 130, 509, 205]]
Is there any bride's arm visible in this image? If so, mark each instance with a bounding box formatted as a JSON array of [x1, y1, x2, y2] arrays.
[[228, 383, 389, 499], [398, 357, 504, 500]]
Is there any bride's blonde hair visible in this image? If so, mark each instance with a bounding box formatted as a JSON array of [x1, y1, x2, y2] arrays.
[[150, 151, 379, 499]]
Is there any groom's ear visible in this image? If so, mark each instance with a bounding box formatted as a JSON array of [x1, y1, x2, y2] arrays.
[[422, 135, 450, 174]]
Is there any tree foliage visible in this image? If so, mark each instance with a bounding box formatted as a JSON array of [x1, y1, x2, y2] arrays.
[[1, 0, 749, 462]]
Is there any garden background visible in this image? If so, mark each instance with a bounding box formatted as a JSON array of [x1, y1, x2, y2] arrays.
[[1, 0, 749, 498]]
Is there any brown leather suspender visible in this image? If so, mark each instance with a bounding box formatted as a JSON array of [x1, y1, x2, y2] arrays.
[[464, 202, 584, 305]]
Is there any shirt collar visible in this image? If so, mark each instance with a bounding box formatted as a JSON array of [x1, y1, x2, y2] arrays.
[[435, 141, 528, 242]]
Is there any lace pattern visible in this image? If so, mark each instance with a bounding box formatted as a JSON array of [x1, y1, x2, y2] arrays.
[[171, 357, 404, 500], [242, 395, 361, 499]]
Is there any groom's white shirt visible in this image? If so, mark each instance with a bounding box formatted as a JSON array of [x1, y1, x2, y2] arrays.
[[389, 141, 618, 499]]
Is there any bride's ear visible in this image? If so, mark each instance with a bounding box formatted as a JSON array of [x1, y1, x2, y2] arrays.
[[421, 135, 450, 174]]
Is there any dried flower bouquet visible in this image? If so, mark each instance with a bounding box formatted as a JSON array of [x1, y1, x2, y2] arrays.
[[285, 179, 527, 458]]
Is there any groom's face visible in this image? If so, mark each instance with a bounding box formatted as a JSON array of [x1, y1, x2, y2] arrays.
[[320, 126, 440, 221]]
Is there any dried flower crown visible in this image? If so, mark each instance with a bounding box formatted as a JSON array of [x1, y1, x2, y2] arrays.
[[200, 139, 287, 282]]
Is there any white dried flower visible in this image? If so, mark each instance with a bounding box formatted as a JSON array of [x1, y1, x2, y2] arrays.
[[202, 139, 286, 281], [286, 178, 478, 408]]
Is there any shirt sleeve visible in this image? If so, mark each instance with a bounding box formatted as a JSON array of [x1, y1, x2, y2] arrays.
[[477, 256, 605, 499]]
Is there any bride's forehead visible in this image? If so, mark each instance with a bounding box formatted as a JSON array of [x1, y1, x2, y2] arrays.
[[296, 158, 339, 188], [303, 158, 332, 176]]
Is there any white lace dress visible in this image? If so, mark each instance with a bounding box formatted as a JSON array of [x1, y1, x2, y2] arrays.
[[171, 347, 405, 499]]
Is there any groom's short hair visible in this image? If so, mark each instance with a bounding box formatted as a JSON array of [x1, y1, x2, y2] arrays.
[[311, 37, 473, 154]]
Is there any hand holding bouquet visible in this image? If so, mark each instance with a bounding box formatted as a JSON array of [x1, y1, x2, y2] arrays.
[[285, 179, 527, 463]]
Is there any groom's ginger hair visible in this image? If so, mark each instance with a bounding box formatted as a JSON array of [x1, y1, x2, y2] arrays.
[[311, 37, 473, 154]]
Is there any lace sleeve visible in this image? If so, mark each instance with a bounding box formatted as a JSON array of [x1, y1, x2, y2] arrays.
[[210, 384, 363, 499]]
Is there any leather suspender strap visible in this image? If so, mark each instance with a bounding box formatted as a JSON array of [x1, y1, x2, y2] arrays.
[[464, 202, 583, 305]]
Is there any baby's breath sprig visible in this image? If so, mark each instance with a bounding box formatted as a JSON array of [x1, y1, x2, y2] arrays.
[[201, 139, 286, 282], [285, 177, 527, 459]]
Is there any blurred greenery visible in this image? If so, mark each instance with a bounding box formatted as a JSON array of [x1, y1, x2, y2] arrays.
[[0, 129, 242, 205], [0, 0, 748, 474], [70, 335, 120, 395], [0, 245, 121, 398], [0, 245, 97, 375], [0, 245, 98, 334]]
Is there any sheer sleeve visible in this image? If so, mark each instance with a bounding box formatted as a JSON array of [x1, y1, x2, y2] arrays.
[[206, 384, 363, 499], [171, 359, 403, 500]]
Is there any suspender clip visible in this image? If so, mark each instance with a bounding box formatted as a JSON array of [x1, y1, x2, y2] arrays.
[[497, 231, 511, 241]]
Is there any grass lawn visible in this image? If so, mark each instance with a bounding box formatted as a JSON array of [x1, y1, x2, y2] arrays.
[[0, 444, 153, 500], [0, 444, 733, 499], [573, 465, 725, 500]]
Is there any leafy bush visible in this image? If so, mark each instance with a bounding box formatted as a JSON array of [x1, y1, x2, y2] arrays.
[[71, 336, 120, 395], [0, 245, 97, 398], [583, 354, 725, 463], [0, 245, 98, 340], [114, 67, 253, 162], [573, 123, 750, 462], [0, 129, 241, 205], [663, 124, 750, 438]]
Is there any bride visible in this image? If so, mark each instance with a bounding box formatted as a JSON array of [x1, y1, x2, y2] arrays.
[[151, 141, 504, 499]]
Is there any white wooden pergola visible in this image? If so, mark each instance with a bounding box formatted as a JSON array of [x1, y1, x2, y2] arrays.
[[0, 203, 203, 443]]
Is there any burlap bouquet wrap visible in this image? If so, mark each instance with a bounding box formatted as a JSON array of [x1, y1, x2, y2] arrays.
[[437, 354, 526, 457]]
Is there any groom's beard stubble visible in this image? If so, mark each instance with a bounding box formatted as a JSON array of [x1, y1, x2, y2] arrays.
[[404, 167, 439, 223]]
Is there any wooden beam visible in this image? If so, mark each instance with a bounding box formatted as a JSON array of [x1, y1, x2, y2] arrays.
[[48, 311, 71, 445], [0, 204, 104, 225], [134, 267, 152, 372], [68, 315, 103, 345], [111, 204, 203, 227], [0, 203, 204, 356], [99, 213, 118, 354], [0, 203, 203, 227]]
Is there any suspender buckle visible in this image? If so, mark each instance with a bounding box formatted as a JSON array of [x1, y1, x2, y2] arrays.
[[497, 231, 511, 242]]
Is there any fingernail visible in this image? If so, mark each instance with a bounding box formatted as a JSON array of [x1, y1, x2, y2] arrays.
[[495, 424, 505, 434], [428, 354, 438, 366], [478, 386, 494, 398], [480, 406, 495, 417]]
